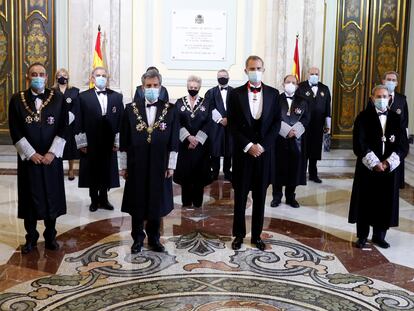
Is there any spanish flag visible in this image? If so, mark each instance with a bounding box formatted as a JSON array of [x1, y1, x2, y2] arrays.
[[90, 26, 104, 88], [292, 35, 300, 81]]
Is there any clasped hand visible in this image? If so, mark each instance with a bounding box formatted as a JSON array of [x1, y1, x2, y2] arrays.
[[30, 152, 55, 165]]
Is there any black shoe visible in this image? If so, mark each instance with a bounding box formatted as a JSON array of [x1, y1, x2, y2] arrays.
[[231, 237, 243, 250], [355, 238, 367, 249], [45, 239, 60, 251], [372, 238, 390, 249], [148, 240, 165, 252], [100, 201, 114, 211], [251, 238, 266, 251], [89, 202, 99, 212], [286, 198, 300, 208], [270, 198, 281, 207], [21, 241, 37, 254], [309, 176, 322, 183], [131, 241, 143, 254], [224, 172, 232, 182]]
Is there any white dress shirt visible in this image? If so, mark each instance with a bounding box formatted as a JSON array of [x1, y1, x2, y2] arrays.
[[220, 86, 228, 110], [243, 84, 264, 153], [95, 88, 108, 116], [309, 81, 318, 97], [145, 99, 157, 126], [31, 90, 44, 111]]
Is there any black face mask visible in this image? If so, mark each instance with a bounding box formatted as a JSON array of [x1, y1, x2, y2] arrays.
[[57, 77, 68, 85], [218, 77, 229, 86], [188, 89, 199, 97]]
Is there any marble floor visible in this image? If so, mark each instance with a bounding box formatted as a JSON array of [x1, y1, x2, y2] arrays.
[[1, 149, 414, 310]]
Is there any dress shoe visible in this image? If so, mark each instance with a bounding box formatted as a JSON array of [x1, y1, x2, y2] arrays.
[[309, 176, 322, 183], [89, 202, 99, 212], [45, 239, 60, 251], [148, 240, 165, 252], [251, 239, 266, 251], [371, 238, 390, 249], [355, 238, 367, 249], [21, 241, 37, 254], [131, 241, 143, 254], [100, 201, 114, 211], [270, 198, 281, 207], [286, 198, 300, 208], [231, 237, 243, 250]]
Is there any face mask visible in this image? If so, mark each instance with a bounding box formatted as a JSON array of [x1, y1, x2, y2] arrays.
[[374, 98, 388, 112], [31, 77, 46, 91], [247, 71, 262, 84], [57, 77, 68, 85], [284, 83, 296, 95], [188, 89, 199, 97], [94, 76, 107, 89], [385, 81, 397, 93], [309, 74, 319, 86], [218, 77, 229, 86], [144, 88, 160, 103]]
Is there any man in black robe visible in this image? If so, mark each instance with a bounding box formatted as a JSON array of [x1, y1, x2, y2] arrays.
[[9, 63, 67, 254], [205, 69, 234, 181], [76, 67, 124, 212], [228, 55, 281, 251], [349, 85, 408, 249], [133, 67, 169, 103], [382, 71, 409, 189], [119, 69, 179, 254], [297, 67, 331, 183]]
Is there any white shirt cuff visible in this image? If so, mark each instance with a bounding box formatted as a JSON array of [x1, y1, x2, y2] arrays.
[[406, 128, 409, 139], [168, 151, 178, 170], [75, 133, 88, 149], [362, 151, 381, 170], [195, 130, 208, 145], [325, 117, 331, 130], [48, 136, 66, 158], [292, 122, 305, 139], [119, 151, 127, 170], [68, 111, 75, 125], [243, 142, 254, 153], [114, 133, 120, 148], [179, 128, 191, 142], [387, 152, 400, 172], [279, 121, 292, 138], [212, 109, 223, 123], [15, 137, 36, 160]]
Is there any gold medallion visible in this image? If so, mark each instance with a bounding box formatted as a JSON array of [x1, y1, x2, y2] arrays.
[[147, 127, 153, 134]]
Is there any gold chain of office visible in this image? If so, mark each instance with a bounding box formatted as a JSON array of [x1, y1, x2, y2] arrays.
[[20, 90, 54, 124], [131, 102, 169, 143]]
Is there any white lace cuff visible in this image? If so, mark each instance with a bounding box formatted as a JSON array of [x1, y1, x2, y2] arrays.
[[279, 121, 291, 138], [168, 151, 178, 170], [114, 133, 120, 148], [387, 152, 400, 172], [179, 127, 191, 142], [243, 142, 253, 153], [68, 111, 75, 125], [196, 130, 208, 145], [292, 122, 305, 139], [48, 136, 66, 158], [75, 132, 88, 149], [119, 151, 127, 170], [362, 151, 381, 170], [212, 109, 223, 123], [15, 137, 36, 160]]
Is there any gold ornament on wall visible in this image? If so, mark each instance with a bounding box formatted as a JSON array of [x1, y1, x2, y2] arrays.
[[340, 29, 361, 86], [25, 18, 48, 65]]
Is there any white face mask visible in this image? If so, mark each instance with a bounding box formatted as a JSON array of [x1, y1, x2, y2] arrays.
[[309, 74, 319, 85], [374, 98, 388, 112], [385, 81, 397, 93], [284, 82, 296, 95], [247, 71, 262, 84]]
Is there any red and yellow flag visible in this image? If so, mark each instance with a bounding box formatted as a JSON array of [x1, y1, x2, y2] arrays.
[[90, 26, 104, 88], [292, 35, 300, 81]]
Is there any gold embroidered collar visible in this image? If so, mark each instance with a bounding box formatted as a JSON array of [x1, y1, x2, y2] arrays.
[[20, 90, 54, 124], [131, 102, 169, 143]]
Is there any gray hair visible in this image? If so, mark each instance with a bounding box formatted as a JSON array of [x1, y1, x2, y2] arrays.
[[187, 75, 202, 86], [91, 66, 108, 77], [383, 71, 399, 81], [141, 69, 162, 85], [371, 84, 389, 96]]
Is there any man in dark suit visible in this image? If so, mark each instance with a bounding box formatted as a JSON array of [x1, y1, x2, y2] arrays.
[[133, 67, 169, 103], [228, 55, 281, 251], [382, 71, 409, 189], [297, 67, 331, 183], [76, 67, 124, 212], [205, 69, 234, 181]]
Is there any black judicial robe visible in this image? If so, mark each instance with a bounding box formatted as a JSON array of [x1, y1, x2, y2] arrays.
[[297, 81, 331, 160], [120, 100, 179, 220], [228, 83, 281, 192], [133, 85, 169, 103], [204, 85, 234, 157], [8, 89, 67, 220], [174, 96, 211, 187], [78, 88, 124, 189], [54, 87, 80, 160], [273, 94, 310, 187], [349, 105, 408, 228]]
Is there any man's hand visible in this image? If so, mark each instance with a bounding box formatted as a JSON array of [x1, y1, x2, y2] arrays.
[[220, 117, 228, 126], [374, 163, 385, 172], [113, 146, 119, 152], [288, 129, 297, 138], [187, 136, 199, 149], [80, 147, 87, 153], [120, 169, 128, 180], [248, 144, 263, 157], [324, 127, 330, 133], [42, 152, 55, 165], [382, 160, 390, 171], [165, 169, 174, 178], [30, 153, 44, 165]]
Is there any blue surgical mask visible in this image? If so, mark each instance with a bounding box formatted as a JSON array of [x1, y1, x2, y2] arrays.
[[385, 81, 397, 93], [94, 76, 107, 89], [374, 98, 388, 112], [247, 71, 262, 84], [144, 88, 160, 103], [30, 77, 46, 91], [309, 74, 319, 86]]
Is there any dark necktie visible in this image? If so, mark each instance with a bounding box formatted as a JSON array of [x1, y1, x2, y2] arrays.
[[286, 96, 294, 100], [97, 90, 107, 95], [146, 102, 157, 108], [250, 86, 261, 93], [220, 86, 228, 91], [32, 93, 45, 101], [378, 111, 388, 116]]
